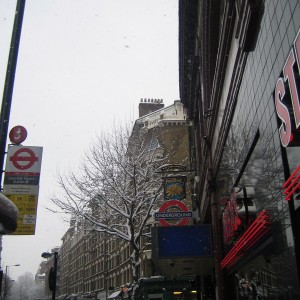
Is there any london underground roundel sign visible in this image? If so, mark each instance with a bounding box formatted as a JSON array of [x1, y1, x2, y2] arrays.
[[9, 147, 38, 170], [154, 199, 193, 226], [5, 145, 43, 174]]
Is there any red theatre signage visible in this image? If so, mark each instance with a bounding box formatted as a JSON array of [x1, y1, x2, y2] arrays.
[[282, 165, 300, 201], [274, 29, 300, 147], [222, 192, 239, 245], [221, 210, 271, 269]]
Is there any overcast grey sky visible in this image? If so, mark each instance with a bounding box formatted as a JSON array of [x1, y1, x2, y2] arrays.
[[0, 0, 179, 279]]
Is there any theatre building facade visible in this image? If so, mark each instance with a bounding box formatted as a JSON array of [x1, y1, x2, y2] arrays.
[[179, 0, 300, 299]]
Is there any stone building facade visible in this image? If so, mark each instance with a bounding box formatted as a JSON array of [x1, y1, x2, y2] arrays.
[[57, 100, 191, 300]]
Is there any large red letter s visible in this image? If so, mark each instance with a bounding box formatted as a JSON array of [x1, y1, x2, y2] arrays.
[[275, 77, 292, 147]]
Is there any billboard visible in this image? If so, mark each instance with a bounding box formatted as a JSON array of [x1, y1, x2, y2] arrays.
[[152, 225, 213, 258]]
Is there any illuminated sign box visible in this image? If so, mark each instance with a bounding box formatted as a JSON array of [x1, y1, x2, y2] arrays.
[[152, 225, 213, 258]]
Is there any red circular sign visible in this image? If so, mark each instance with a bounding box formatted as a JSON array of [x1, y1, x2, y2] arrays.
[[158, 200, 190, 226], [9, 125, 27, 144], [9, 148, 38, 170]]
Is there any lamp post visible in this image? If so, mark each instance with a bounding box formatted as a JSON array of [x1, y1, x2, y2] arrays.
[[41, 251, 58, 300], [3, 264, 20, 300]]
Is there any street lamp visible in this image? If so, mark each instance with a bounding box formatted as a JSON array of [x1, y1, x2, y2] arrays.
[[41, 251, 58, 300], [3, 264, 20, 300]]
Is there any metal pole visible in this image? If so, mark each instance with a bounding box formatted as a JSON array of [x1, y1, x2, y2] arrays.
[[0, 238, 3, 297], [211, 186, 225, 300], [3, 266, 8, 300], [0, 0, 26, 187], [0, 1, 26, 292]]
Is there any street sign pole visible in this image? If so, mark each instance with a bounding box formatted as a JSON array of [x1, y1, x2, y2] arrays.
[[0, 0, 26, 188], [0, 0, 26, 281]]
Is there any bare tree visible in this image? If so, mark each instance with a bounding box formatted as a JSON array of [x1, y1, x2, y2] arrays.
[[51, 123, 167, 284], [7, 272, 45, 300]]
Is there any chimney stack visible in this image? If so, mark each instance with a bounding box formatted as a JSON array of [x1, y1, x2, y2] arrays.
[[138, 98, 164, 117]]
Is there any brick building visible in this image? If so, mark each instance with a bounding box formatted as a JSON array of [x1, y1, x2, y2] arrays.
[[56, 100, 191, 300]]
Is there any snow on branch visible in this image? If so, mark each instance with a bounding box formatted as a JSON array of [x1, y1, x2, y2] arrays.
[[51, 122, 167, 252]]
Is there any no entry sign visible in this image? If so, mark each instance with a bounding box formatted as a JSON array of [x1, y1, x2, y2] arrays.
[[154, 199, 192, 226]]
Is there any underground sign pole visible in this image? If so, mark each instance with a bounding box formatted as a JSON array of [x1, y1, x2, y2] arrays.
[[0, 1, 26, 285], [0, 0, 26, 187]]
